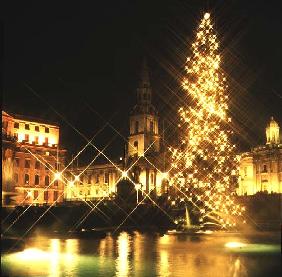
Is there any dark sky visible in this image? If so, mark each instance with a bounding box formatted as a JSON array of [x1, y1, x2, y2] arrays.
[[2, 0, 282, 163]]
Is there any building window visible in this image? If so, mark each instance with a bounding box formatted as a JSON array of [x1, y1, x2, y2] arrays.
[[45, 127, 49, 133], [35, 161, 40, 169], [25, 159, 30, 168], [150, 121, 154, 133], [44, 191, 48, 201], [14, 133, 18, 140], [34, 190, 39, 199], [15, 158, 20, 167], [35, 136, 39, 144], [54, 191, 58, 201], [35, 175, 40, 185], [96, 174, 99, 183], [54, 180, 58, 187], [88, 175, 91, 184], [45, 137, 49, 145], [25, 134, 29, 142], [24, 174, 29, 184], [104, 173, 109, 184], [263, 164, 267, 172], [14, 122, 19, 129], [45, 176, 49, 186], [134, 141, 138, 149], [14, 173, 18, 183], [35, 126, 39, 132], [135, 121, 139, 134], [25, 124, 30, 130], [150, 173, 154, 184]]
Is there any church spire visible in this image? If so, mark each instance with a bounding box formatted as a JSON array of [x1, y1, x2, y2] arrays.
[[134, 57, 157, 115], [139, 57, 150, 88]]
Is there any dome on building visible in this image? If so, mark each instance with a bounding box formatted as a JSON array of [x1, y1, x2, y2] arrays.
[[268, 116, 279, 128], [266, 116, 280, 145]]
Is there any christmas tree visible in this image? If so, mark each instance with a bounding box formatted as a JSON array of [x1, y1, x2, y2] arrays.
[[169, 13, 244, 229]]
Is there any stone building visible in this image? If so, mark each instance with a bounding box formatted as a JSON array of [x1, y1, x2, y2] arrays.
[[2, 111, 66, 206], [64, 162, 122, 201], [125, 58, 169, 196], [237, 117, 282, 195]]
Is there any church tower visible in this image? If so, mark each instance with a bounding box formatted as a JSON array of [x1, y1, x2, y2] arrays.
[[127, 58, 160, 157], [266, 117, 280, 145]]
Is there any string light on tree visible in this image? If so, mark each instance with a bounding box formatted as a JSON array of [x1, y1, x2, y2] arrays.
[[169, 12, 244, 229]]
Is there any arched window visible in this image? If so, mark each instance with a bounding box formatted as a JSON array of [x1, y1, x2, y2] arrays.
[[45, 175, 49, 186]]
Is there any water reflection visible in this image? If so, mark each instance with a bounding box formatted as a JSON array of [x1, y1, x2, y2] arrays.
[[1, 232, 280, 277], [115, 232, 131, 277]]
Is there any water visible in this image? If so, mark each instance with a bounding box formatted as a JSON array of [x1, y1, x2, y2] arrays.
[[1, 231, 281, 277]]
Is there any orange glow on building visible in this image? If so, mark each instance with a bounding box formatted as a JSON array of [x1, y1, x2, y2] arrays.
[[2, 111, 66, 206]]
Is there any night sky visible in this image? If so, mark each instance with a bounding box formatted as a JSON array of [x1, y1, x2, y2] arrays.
[[2, 0, 282, 164]]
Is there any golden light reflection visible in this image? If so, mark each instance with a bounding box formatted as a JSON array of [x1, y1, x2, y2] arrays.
[[64, 239, 79, 277], [225, 242, 246, 248], [159, 249, 170, 277], [49, 239, 60, 277], [115, 232, 131, 277]]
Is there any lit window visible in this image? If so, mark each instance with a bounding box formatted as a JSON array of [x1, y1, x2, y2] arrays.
[[35, 136, 39, 144], [45, 127, 49, 133], [25, 124, 30, 130], [35, 175, 40, 185], [25, 159, 30, 168], [54, 191, 58, 200], [44, 191, 48, 201], [35, 126, 39, 132], [25, 134, 29, 142], [34, 190, 39, 199], [45, 176, 50, 186], [14, 122, 19, 129], [104, 173, 109, 184], [24, 174, 29, 184], [45, 137, 49, 145]]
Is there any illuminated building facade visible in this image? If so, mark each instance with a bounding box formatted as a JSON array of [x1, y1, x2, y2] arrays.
[[64, 59, 168, 201], [126, 59, 168, 195], [2, 111, 66, 206], [64, 163, 122, 201], [237, 117, 282, 195]]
